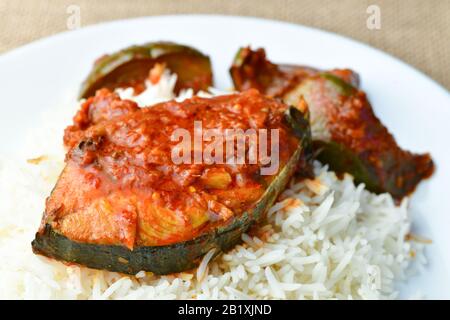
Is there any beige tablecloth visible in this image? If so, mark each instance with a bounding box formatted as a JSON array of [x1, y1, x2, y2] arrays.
[[0, 0, 449, 89]]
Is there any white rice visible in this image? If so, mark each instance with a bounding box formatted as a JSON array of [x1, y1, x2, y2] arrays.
[[0, 72, 426, 299]]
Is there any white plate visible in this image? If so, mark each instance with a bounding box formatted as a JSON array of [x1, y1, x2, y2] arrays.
[[0, 15, 449, 299]]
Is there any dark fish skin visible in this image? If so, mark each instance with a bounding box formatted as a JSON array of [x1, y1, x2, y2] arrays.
[[79, 41, 213, 99]]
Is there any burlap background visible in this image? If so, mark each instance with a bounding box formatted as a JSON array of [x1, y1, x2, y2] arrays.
[[0, 0, 449, 89]]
